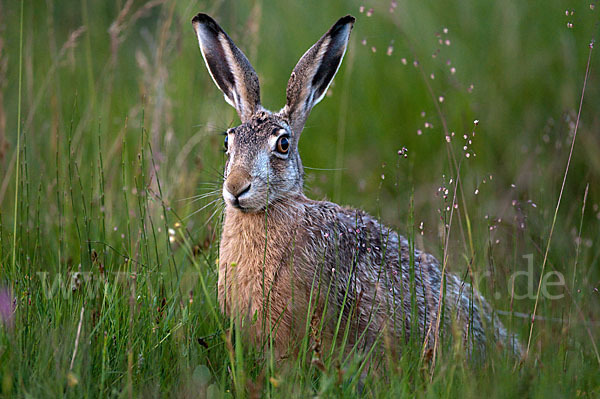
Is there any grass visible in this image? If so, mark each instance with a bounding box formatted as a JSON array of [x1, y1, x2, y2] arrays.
[[0, 0, 599, 397]]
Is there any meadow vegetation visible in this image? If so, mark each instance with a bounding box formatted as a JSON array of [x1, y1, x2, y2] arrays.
[[0, 0, 599, 397]]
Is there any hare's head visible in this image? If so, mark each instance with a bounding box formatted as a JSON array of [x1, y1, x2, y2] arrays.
[[192, 13, 354, 212]]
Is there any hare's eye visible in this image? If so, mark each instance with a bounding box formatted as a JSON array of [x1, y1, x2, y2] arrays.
[[276, 136, 290, 154], [223, 135, 228, 152]]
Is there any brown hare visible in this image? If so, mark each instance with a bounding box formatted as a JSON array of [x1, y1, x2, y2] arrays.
[[191, 13, 521, 360]]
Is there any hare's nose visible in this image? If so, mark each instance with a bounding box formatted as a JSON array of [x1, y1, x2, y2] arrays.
[[225, 169, 252, 198], [230, 182, 251, 199]]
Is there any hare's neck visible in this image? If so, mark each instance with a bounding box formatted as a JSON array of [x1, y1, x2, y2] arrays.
[[221, 203, 303, 251], [219, 202, 306, 317]]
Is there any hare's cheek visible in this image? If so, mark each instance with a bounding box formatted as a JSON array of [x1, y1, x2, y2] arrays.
[[282, 157, 300, 186], [266, 157, 284, 179], [250, 152, 270, 182]]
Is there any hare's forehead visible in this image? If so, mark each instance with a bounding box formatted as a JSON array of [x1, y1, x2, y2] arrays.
[[230, 114, 290, 143]]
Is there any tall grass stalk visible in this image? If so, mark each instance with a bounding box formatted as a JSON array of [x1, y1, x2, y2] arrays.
[[11, 0, 24, 278], [333, 40, 355, 203], [525, 41, 594, 358]]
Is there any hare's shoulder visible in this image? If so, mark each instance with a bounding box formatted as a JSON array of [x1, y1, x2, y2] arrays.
[[301, 199, 406, 256], [302, 198, 401, 239], [300, 198, 448, 274]]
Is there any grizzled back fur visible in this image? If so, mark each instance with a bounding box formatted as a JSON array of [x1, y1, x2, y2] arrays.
[[192, 13, 522, 360]]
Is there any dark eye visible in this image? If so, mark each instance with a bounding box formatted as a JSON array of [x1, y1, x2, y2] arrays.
[[224, 135, 228, 152], [276, 136, 290, 154]]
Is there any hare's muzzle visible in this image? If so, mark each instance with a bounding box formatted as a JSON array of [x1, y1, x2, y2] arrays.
[[223, 168, 252, 208]]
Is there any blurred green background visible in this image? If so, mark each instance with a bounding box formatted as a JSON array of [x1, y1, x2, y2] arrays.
[[0, 0, 599, 397]]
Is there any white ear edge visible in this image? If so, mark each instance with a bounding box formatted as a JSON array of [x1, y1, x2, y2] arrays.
[[192, 13, 261, 122], [194, 26, 235, 109], [218, 33, 250, 117]]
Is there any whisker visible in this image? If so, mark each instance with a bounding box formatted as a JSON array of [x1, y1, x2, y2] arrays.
[[184, 198, 223, 220], [197, 181, 222, 187], [270, 197, 305, 215], [177, 190, 221, 202], [200, 203, 225, 230], [191, 122, 232, 132], [204, 168, 225, 182], [186, 194, 222, 205], [304, 166, 346, 171]]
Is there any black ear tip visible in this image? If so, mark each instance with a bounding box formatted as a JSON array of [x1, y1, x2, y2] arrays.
[[192, 13, 224, 35], [191, 13, 207, 24], [192, 13, 217, 26], [328, 15, 355, 35], [328, 15, 355, 36], [339, 15, 356, 25]]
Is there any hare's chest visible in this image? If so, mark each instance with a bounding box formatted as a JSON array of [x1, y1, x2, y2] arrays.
[[217, 210, 308, 316], [218, 229, 280, 315]]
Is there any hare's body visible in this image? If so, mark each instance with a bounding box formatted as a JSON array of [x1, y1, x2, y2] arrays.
[[219, 188, 508, 356], [192, 13, 520, 358]]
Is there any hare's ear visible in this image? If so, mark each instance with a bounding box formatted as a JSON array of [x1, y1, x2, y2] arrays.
[[192, 13, 261, 122], [282, 15, 355, 135]]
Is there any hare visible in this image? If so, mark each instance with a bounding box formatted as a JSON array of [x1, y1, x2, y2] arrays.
[[192, 13, 521, 360]]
